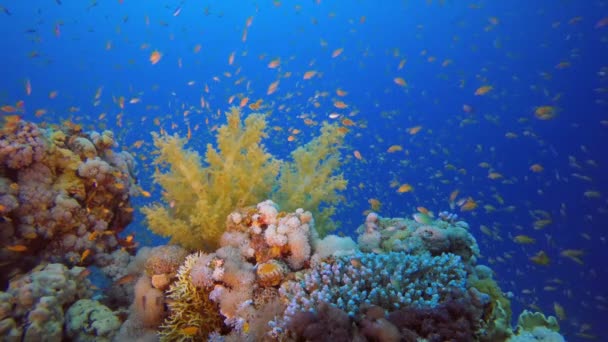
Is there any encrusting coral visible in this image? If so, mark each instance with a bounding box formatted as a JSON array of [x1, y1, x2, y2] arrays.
[[143, 106, 347, 251]]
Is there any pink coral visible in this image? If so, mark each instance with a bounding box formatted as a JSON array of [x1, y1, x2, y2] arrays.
[[0, 121, 45, 169], [0, 120, 137, 277]]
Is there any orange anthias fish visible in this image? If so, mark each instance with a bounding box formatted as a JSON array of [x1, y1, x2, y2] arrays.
[[459, 198, 478, 211], [303, 70, 317, 80], [408, 126, 422, 135], [387, 145, 403, 153], [474, 85, 493, 96], [393, 77, 407, 87], [267, 58, 280, 69], [529, 163, 544, 173], [267, 80, 279, 95], [149, 50, 162, 64], [5, 245, 28, 252], [397, 183, 413, 193], [331, 47, 344, 58], [534, 106, 556, 120], [80, 248, 91, 263], [334, 100, 348, 109]]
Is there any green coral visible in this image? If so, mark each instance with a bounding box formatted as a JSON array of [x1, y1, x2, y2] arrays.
[[469, 277, 512, 322], [515, 310, 559, 333], [143, 106, 347, 250], [159, 253, 224, 341]]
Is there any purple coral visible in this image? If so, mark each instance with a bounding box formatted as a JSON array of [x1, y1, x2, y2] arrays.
[[0, 121, 46, 169]]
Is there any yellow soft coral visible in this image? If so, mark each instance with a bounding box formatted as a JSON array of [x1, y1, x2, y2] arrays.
[[274, 123, 347, 236], [143, 106, 347, 250], [143, 107, 279, 251]]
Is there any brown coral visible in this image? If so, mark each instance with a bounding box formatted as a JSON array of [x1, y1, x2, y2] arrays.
[[144, 245, 188, 276]]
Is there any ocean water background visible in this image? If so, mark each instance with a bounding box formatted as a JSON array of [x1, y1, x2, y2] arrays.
[[1, 0, 607, 339]]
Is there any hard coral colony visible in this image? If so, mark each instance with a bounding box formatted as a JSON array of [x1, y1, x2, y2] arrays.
[[0, 113, 567, 341]]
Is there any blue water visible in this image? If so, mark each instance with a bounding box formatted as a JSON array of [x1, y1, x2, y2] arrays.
[[2, 0, 607, 339]]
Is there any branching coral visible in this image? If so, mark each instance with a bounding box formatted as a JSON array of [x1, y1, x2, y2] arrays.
[[143, 106, 347, 251]]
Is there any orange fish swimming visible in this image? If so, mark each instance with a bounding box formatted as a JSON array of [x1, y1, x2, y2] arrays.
[[394, 77, 407, 87], [474, 85, 493, 96], [331, 48, 344, 58], [397, 184, 413, 193], [334, 101, 348, 109], [267, 80, 279, 95], [529, 164, 544, 173], [303, 70, 317, 80], [5, 245, 28, 252], [267, 58, 280, 69], [408, 126, 422, 135], [149, 50, 162, 64], [534, 106, 556, 120]]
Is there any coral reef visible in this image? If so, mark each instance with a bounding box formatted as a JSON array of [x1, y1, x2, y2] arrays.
[[139, 201, 560, 342], [0, 263, 94, 341], [357, 211, 479, 263], [280, 251, 468, 318], [159, 252, 224, 341], [143, 106, 347, 251], [0, 119, 138, 285], [65, 299, 121, 342]]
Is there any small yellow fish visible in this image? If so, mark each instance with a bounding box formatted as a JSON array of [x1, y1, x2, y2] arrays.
[[387, 145, 403, 153], [474, 85, 493, 96], [560, 249, 584, 265], [554, 302, 566, 320], [368, 198, 381, 211], [460, 198, 478, 211], [397, 183, 413, 193], [513, 235, 535, 244], [530, 250, 550, 266]]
